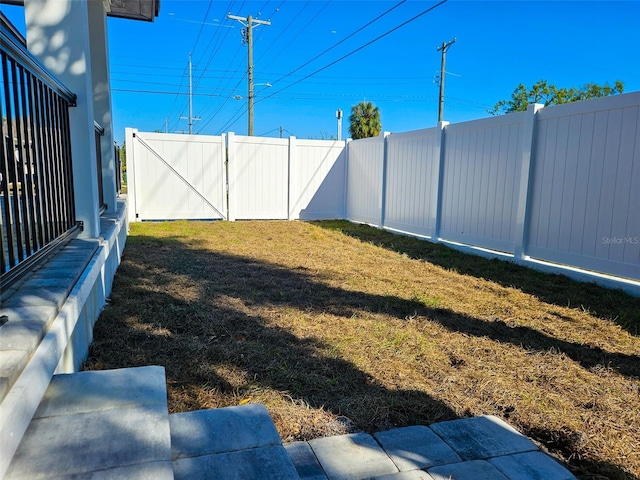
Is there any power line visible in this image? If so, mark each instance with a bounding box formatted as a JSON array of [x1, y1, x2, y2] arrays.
[[267, 1, 284, 19], [190, 0, 214, 54], [112, 89, 222, 96], [205, 0, 407, 137], [256, 127, 279, 137], [197, 0, 447, 136], [192, 3, 244, 125], [196, 75, 247, 134], [259, 0, 313, 70], [266, 0, 407, 84], [255, 0, 449, 107], [165, 58, 189, 131], [214, 102, 248, 134], [193, 0, 236, 81], [111, 64, 197, 71]]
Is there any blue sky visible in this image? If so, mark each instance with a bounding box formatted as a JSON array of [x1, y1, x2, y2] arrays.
[[3, 1, 639, 143]]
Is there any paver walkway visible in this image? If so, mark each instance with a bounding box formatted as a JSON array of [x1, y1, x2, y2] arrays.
[[285, 416, 576, 480], [4, 367, 577, 480]]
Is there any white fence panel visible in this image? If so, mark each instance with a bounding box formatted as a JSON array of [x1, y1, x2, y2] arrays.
[[439, 113, 526, 253], [124, 92, 640, 290], [289, 139, 347, 220], [346, 135, 385, 226], [526, 93, 640, 280], [383, 127, 441, 238], [127, 130, 226, 222], [228, 133, 289, 220]]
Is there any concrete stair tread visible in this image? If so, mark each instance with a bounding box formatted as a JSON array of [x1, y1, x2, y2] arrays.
[[169, 404, 282, 459], [4, 366, 173, 480], [173, 445, 299, 480], [169, 404, 299, 480]]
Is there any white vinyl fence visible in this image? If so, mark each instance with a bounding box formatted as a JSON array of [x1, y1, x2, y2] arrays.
[[125, 91, 640, 292], [227, 133, 347, 220], [127, 130, 347, 223], [526, 95, 640, 280], [346, 92, 640, 289], [126, 130, 227, 221]]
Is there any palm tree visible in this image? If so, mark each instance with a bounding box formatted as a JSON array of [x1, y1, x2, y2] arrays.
[[348, 101, 381, 139]]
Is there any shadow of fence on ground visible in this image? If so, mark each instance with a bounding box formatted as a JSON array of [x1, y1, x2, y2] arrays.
[[85, 233, 637, 479], [314, 220, 640, 338]]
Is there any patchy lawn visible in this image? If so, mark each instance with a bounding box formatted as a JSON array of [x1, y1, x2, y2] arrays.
[[83, 220, 640, 479]]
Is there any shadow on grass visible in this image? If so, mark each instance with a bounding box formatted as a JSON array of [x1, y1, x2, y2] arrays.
[[89, 237, 459, 433], [86, 234, 636, 479], [314, 220, 640, 337]]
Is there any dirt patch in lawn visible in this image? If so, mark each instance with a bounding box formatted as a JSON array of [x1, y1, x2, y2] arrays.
[[83, 220, 640, 479]]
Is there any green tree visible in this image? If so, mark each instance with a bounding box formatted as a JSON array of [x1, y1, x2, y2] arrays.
[[348, 101, 381, 139], [489, 80, 624, 115], [119, 143, 126, 172]]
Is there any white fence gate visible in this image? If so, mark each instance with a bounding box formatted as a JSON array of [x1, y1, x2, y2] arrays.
[[227, 133, 347, 220], [126, 130, 227, 221], [127, 130, 347, 223], [227, 133, 289, 220]]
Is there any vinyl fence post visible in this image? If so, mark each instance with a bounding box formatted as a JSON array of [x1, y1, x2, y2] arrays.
[[380, 131, 391, 229], [227, 132, 236, 221], [288, 136, 296, 220], [220, 133, 228, 220], [343, 138, 351, 220], [433, 121, 449, 242], [514, 103, 544, 261], [125, 128, 138, 223]]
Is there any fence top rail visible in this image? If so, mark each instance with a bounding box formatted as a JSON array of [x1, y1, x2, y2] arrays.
[[295, 138, 346, 147], [133, 130, 226, 144], [387, 126, 441, 141], [445, 109, 527, 132], [0, 12, 76, 106], [348, 134, 385, 146], [536, 90, 640, 121], [231, 134, 289, 146]]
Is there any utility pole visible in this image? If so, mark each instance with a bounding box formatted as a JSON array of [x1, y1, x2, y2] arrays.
[[228, 13, 271, 136], [436, 38, 456, 123], [279, 126, 283, 138], [180, 53, 200, 134], [336, 109, 343, 141]]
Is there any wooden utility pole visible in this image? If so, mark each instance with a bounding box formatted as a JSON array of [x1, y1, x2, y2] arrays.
[[228, 13, 271, 136], [180, 53, 200, 134], [436, 38, 456, 123]]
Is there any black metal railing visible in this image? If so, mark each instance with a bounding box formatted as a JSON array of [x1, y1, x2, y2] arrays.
[[114, 143, 122, 195], [1, 12, 79, 289], [94, 121, 105, 210]]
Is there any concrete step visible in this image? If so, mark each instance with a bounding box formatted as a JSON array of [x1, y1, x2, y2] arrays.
[[3, 366, 173, 479], [169, 404, 300, 480]]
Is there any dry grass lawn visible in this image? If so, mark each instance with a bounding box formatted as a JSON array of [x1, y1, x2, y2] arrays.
[[83, 220, 640, 479]]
